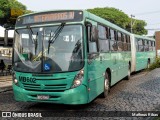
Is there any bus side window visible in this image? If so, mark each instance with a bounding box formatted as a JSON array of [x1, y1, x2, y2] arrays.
[[98, 25, 109, 52], [122, 34, 126, 51], [141, 40, 144, 52], [152, 41, 155, 51], [117, 32, 123, 51], [149, 41, 152, 51], [109, 29, 117, 51], [151, 41, 153, 51], [86, 23, 98, 53], [110, 29, 115, 40], [126, 35, 131, 51], [135, 38, 138, 51], [125, 35, 129, 51], [137, 39, 140, 51], [141, 39, 144, 52], [138, 39, 144, 52], [142, 39, 145, 52], [145, 40, 149, 51], [106, 27, 109, 39]]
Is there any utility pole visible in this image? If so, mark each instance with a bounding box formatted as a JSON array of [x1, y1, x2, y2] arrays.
[[4, 29, 8, 46], [131, 14, 135, 33]]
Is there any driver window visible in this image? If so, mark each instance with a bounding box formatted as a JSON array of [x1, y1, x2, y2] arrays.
[[86, 25, 98, 53]]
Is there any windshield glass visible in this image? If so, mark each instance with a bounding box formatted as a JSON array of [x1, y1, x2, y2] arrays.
[[14, 25, 83, 73]]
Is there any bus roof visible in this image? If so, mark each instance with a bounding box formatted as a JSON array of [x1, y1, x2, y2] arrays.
[[18, 10, 131, 35], [133, 34, 155, 41], [18, 9, 84, 18], [83, 10, 131, 35], [17, 10, 151, 39]]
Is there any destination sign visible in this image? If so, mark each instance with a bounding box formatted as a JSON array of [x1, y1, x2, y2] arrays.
[[16, 11, 83, 26], [33, 12, 74, 23]]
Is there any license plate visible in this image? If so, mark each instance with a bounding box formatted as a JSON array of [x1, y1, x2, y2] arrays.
[[37, 95, 49, 100]]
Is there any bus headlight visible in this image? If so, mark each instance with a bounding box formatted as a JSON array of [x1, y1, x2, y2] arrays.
[[14, 79, 18, 84], [71, 69, 84, 88], [12, 73, 19, 86]]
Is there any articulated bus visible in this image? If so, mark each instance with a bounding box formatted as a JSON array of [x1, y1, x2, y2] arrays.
[[12, 10, 155, 104], [131, 34, 156, 72]]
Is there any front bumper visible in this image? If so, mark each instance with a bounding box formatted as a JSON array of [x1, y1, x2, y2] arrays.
[[13, 84, 88, 105]]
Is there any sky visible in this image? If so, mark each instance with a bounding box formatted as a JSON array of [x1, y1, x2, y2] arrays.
[[17, 0, 160, 36]]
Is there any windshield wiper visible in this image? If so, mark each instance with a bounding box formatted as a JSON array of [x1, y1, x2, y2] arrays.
[[48, 23, 65, 54], [27, 26, 35, 44], [34, 32, 38, 54], [26, 26, 38, 54]]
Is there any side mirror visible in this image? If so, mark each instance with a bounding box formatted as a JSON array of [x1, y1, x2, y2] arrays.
[[91, 26, 98, 42], [85, 21, 92, 27]]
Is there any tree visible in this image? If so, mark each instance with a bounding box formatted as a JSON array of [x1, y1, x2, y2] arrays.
[[87, 7, 130, 29], [87, 7, 147, 35], [132, 19, 148, 35], [0, 0, 31, 28]]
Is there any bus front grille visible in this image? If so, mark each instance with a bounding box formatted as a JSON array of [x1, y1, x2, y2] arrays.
[[22, 83, 67, 92]]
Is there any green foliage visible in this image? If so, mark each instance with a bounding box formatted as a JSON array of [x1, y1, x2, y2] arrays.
[[0, 0, 32, 28], [0, 0, 10, 19], [126, 19, 148, 35], [9, 0, 26, 10], [87, 7, 147, 35], [148, 57, 160, 70], [25, 10, 33, 14], [87, 7, 130, 29]]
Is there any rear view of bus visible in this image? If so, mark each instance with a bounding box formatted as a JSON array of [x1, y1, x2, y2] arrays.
[[12, 10, 88, 104]]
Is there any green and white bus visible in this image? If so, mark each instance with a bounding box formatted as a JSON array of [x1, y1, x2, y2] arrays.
[[12, 10, 155, 104]]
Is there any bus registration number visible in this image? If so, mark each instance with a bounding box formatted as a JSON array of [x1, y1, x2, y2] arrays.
[[37, 95, 49, 100]]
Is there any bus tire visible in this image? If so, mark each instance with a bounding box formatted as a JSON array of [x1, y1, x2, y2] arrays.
[[101, 72, 110, 98], [126, 66, 131, 80]]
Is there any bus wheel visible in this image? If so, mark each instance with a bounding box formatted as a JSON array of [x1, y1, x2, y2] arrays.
[[126, 67, 131, 80], [101, 72, 110, 98]]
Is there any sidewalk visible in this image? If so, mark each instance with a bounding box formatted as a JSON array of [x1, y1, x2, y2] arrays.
[[0, 75, 12, 93]]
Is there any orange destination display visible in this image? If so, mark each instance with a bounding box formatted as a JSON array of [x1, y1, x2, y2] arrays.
[[34, 12, 75, 22], [16, 10, 83, 26]]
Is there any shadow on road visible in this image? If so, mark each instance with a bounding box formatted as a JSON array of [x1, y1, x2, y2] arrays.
[[25, 102, 93, 111]]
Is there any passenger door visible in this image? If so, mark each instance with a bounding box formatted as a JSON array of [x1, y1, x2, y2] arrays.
[[86, 20, 104, 102]]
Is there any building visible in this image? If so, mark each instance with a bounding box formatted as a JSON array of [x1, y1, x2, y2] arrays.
[[0, 26, 14, 59], [155, 31, 160, 56], [0, 26, 14, 46]]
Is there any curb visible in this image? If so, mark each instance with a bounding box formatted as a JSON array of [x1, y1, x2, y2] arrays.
[[0, 85, 12, 93]]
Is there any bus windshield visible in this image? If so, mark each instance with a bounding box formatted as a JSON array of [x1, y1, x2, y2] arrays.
[[13, 25, 83, 73]]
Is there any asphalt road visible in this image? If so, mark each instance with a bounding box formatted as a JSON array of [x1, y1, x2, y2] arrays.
[[0, 69, 160, 120]]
